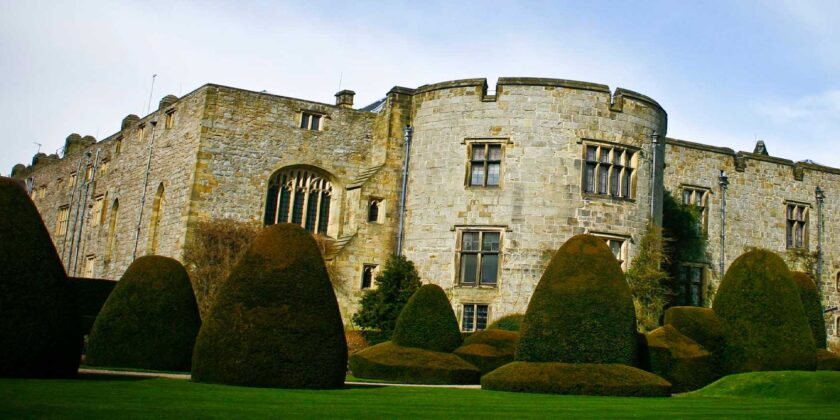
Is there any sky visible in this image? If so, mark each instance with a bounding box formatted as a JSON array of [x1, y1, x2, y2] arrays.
[[1, 0, 838, 175]]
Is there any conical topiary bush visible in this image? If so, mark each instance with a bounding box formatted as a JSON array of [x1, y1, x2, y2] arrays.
[[0, 177, 81, 378], [517, 234, 638, 364], [713, 249, 816, 373], [391, 284, 462, 352], [791, 271, 826, 349], [191, 224, 347, 388], [85, 256, 201, 371]]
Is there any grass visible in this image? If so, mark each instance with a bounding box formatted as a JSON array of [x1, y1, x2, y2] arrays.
[[0, 372, 839, 418], [686, 370, 840, 402]]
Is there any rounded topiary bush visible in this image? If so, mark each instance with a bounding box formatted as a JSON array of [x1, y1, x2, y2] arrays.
[[517, 234, 637, 364], [0, 177, 81, 378], [791, 271, 826, 349], [816, 349, 840, 371], [488, 314, 524, 332], [646, 325, 718, 393], [349, 341, 480, 384], [454, 329, 519, 374], [85, 256, 200, 371], [391, 284, 462, 352], [713, 249, 816, 373], [482, 362, 671, 397], [663, 306, 724, 354], [191, 224, 347, 388]]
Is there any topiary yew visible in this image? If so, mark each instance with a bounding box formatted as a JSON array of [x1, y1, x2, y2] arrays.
[[454, 329, 519, 374], [0, 177, 81, 378], [713, 249, 816, 373], [816, 349, 840, 371], [391, 284, 462, 352], [791, 271, 826, 349], [482, 362, 671, 397], [517, 234, 638, 364], [663, 306, 725, 355], [191, 224, 347, 388], [349, 341, 480, 384], [487, 314, 524, 332], [85, 256, 200, 371], [646, 325, 718, 392]]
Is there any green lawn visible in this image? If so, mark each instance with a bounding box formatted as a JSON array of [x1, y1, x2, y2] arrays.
[[0, 372, 838, 419]]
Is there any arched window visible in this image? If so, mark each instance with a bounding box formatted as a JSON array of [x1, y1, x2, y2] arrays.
[[147, 183, 165, 254], [264, 168, 332, 235], [106, 199, 119, 261]]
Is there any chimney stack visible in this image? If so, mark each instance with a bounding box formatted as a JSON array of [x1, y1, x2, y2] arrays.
[[335, 90, 355, 109]]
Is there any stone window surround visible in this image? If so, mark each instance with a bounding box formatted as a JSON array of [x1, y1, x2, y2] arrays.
[[676, 263, 706, 307], [299, 110, 325, 131], [461, 303, 490, 332], [83, 254, 96, 278], [164, 108, 175, 129], [263, 167, 334, 236], [452, 225, 507, 288], [367, 197, 383, 224], [681, 185, 711, 233], [56, 204, 69, 236], [589, 231, 631, 271], [580, 139, 639, 201], [361, 264, 378, 290], [462, 138, 511, 189], [785, 200, 810, 250]]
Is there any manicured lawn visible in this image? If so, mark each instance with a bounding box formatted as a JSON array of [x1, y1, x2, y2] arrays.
[[0, 372, 838, 418]]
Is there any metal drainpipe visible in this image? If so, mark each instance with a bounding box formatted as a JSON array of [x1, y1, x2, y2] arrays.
[[649, 131, 659, 221], [396, 125, 413, 256], [61, 155, 86, 262], [132, 120, 158, 260], [71, 148, 100, 276], [816, 186, 825, 290], [718, 170, 729, 279], [66, 151, 92, 274]]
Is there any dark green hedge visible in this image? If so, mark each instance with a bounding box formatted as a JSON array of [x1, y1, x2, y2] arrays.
[[713, 249, 816, 373], [816, 349, 840, 371], [68, 277, 116, 335], [349, 341, 480, 384], [481, 362, 671, 397], [517, 234, 637, 365], [663, 306, 724, 355], [192, 224, 347, 388], [391, 284, 462, 353], [488, 314, 524, 332], [85, 256, 200, 371], [791, 271, 827, 349], [646, 325, 719, 393], [0, 177, 81, 378], [454, 329, 519, 374]]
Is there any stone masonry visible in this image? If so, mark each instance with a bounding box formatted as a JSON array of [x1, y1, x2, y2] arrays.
[[11, 77, 840, 348]]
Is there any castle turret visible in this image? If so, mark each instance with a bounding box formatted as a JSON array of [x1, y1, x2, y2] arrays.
[[122, 114, 140, 131]]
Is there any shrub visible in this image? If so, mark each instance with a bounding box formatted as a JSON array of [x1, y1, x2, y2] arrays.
[[85, 256, 201, 371], [626, 223, 670, 333], [646, 325, 719, 392], [713, 249, 816, 373], [481, 362, 671, 397], [191, 224, 347, 388], [350, 341, 480, 384], [816, 349, 840, 371], [663, 306, 724, 354], [352, 255, 422, 343], [391, 284, 462, 353], [183, 219, 258, 319], [454, 329, 519, 374], [791, 271, 827, 349], [68, 277, 116, 335], [488, 314, 524, 331], [517, 234, 638, 365], [0, 177, 81, 378]]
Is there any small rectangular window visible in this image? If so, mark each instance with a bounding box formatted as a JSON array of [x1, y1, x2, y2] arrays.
[[68, 172, 77, 189], [368, 198, 382, 223], [675, 264, 705, 306], [681, 186, 710, 233], [361, 264, 377, 289], [459, 230, 501, 286], [582, 144, 636, 198], [462, 304, 489, 332], [300, 112, 322, 130], [99, 159, 110, 178], [592, 233, 629, 270], [786, 203, 809, 249], [165, 110, 175, 129], [92, 195, 105, 226], [56, 205, 69, 236], [38, 186, 46, 199], [85, 165, 94, 182], [115, 137, 123, 155], [468, 143, 503, 187], [83, 255, 96, 278]]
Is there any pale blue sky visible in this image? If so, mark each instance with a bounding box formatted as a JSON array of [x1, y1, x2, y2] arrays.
[[1, 0, 838, 174]]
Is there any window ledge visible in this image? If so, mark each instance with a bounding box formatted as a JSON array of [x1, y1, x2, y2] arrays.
[[455, 284, 498, 289], [582, 192, 636, 203], [465, 185, 502, 190]]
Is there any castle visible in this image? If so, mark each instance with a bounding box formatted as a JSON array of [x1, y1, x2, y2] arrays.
[[11, 77, 840, 347]]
